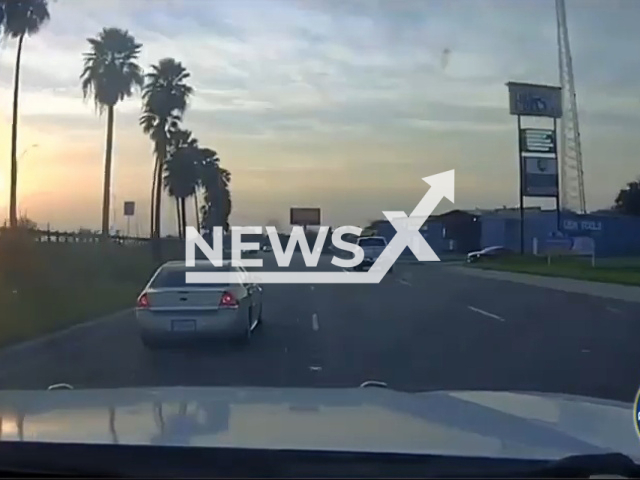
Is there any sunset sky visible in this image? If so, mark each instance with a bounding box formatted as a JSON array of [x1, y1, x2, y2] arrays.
[[0, 0, 639, 234]]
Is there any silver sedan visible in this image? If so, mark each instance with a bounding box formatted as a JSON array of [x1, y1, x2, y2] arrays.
[[135, 260, 263, 348]]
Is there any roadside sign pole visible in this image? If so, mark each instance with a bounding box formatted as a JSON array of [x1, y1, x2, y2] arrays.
[[123, 201, 135, 239], [518, 115, 525, 255], [507, 82, 563, 257], [552, 117, 561, 232]]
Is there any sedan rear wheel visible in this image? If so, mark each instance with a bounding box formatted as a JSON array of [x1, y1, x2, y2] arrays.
[[256, 303, 263, 326], [235, 310, 253, 346]]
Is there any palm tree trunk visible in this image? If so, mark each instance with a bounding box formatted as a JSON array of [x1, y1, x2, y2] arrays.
[[153, 134, 165, 239], [9, 33, 25, 229], [175, 197, 181, 239], [101, 105, 115, 239], [180, 196, 187, 242], [194, 191, 200, 231], [150, 158, 158, 238]]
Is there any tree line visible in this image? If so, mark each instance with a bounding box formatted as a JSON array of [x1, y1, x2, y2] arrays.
[[1, 0, 231, 242], [614, 179, 640, 216]]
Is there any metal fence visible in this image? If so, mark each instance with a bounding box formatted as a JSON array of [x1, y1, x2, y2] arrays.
[[0, 227, 151, 246]]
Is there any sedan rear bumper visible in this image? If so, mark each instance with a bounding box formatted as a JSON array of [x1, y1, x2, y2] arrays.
[[136, 308, 246, 340]]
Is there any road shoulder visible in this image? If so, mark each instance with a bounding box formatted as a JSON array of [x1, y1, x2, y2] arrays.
[[0, 309, 132, 360], [449, 266, 640, 303]]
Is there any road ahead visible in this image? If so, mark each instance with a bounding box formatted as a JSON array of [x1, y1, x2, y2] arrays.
[[1, 253, 639, 402]]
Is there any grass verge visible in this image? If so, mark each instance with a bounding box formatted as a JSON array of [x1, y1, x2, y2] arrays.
[[0, 232, 158, 348], [468, 256, 640, 286]]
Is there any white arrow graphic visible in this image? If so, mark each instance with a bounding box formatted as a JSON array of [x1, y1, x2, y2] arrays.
[[186, 170, 455, 284]]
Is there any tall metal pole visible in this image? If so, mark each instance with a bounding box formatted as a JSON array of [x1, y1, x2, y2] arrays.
[[556, 0, 586, 213], [518, 115, 525, 255], [553, 118, 561, 231]]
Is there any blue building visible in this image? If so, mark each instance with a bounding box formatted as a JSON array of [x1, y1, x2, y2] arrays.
[[369, 210, 481, 257], [370, 207, 640, 258], [479, 208, 640, 257]]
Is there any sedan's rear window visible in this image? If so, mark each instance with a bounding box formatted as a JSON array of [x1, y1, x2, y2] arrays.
[[358, 237, 386, 247], [151, 267, 232, 288]]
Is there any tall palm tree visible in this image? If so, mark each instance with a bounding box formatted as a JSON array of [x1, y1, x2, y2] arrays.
[[163, 126, 197, 238], [163, 142, 199, 239], [3, 0, 50, 228], [80, 27, 143, 239], [140, 58, 193, 240], [173, 131, 203, 231], [200, 149, 232, 233]]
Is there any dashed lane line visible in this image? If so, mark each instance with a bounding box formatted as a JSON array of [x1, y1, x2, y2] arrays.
[[467, 306, 505, 322]]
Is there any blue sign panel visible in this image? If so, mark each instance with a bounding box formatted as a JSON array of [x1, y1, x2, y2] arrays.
[[522, 156, 559, 197], [507, 82, 562, 118]]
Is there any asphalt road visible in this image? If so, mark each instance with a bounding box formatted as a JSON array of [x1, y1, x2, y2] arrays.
[[1, 252, 639, 403]]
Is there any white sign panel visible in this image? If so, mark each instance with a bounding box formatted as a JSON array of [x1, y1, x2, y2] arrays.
[[507, 82, 562, 118], [522, 156, 558, 197], [541, 236, 595, 257], [571, 236, 595, 255]]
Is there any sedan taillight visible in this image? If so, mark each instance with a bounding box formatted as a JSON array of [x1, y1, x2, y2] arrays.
[[219, 291, 239, 308], [136, 293, 149, 308]]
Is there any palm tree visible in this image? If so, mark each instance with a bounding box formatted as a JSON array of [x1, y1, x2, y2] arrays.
[[163, 126, 198, 238], [200, 149, 232, 233], [163, 141, 199, 239], [140, 58, 193, 241], [3, 0, 50, 228], [80, 27, 143, 239]]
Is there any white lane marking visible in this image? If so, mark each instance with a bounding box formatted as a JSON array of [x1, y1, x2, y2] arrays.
[[311, 313, 320, 331], [467, 306, 505, 322], [309, 366, 322, 371], [581, 349, 590, 353], [310, 285, 315, 291], [606, 306, 622, 314], [342, 268, 351, 274], [397, 278, 412, 286]]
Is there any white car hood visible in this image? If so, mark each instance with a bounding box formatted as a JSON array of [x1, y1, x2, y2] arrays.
[[0, 386, 638, 461]]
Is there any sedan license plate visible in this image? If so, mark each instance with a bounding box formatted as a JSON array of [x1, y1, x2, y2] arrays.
[[171, 320, 196, 332]]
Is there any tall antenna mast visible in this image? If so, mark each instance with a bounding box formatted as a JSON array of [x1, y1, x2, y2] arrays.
[[556, 0, 586, 213]]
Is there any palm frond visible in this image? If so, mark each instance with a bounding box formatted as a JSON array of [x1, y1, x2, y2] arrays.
[[2, 0, 50, 39], [80, 27, 144, 113]]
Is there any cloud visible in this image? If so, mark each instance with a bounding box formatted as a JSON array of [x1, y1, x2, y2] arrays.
[[0, 0, 639, 230]]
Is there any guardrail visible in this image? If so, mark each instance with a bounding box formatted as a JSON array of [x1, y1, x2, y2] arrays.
[[0, 227, 151, 245]]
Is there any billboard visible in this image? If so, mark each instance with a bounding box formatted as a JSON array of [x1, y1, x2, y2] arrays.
[[123, 201, 135, 216], [507, 82, 562, 118], [522, 156, 558, 197], [290, 207, 321, 226]]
